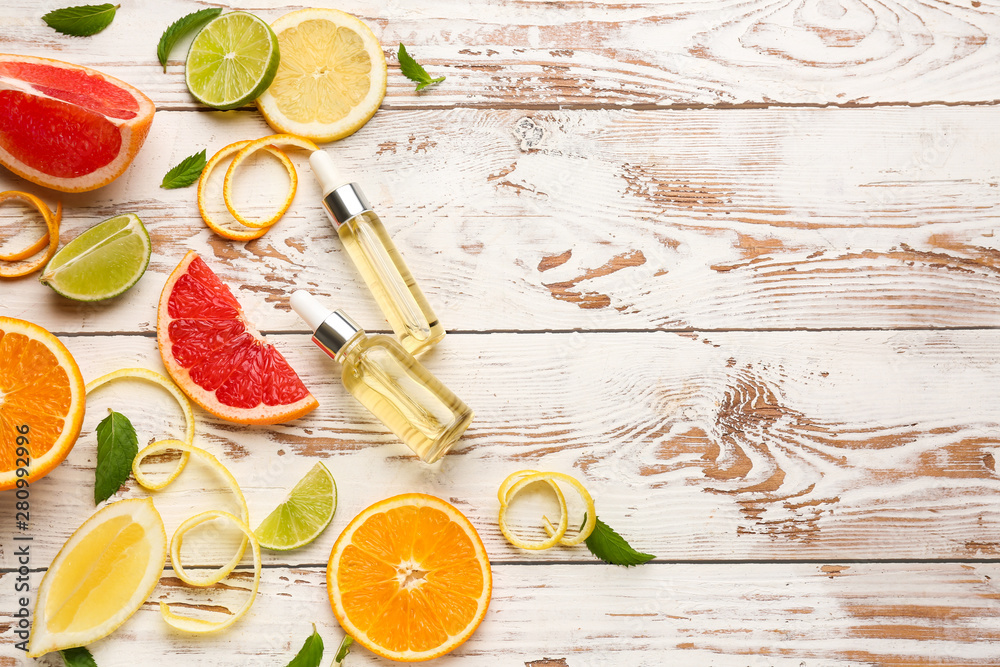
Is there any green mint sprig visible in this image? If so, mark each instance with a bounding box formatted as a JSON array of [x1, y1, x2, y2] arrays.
[[584, 514, 655, 566], [334, 636, 354, 665], [398, 43, 445, 92], [157, 8, 222, 72], [94, 410, 137, 504], [42, 4, 119, 36], [161, 150, 207, 189], [286, 625, 324, 667], [61, 645, 98, 666]]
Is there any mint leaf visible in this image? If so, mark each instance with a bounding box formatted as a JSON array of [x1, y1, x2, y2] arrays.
[[286, 625, 324, 667], [61, 646, 98, 667], [397, 43, 445, 92], [157, 8, 222, 72], [94, 410, 137, 504], [334, 636, 353, 664], [42, 4, 119, 36], [161, 150, 207, 189], [583, 514, 655, 566]]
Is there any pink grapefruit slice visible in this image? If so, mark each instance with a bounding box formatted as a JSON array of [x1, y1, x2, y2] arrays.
[[0, 54, 155, 193], [157, 251, 318, 424]]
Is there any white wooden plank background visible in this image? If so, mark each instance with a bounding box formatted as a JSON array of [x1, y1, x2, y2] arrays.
[[3, 0, 1000, 664]]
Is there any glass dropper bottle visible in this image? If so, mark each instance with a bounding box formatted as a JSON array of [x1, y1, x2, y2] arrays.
[[310, 150, 445, 356], [291, 290, 473, 464]]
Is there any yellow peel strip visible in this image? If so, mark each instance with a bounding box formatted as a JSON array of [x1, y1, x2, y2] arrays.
[[159, 510, 260, 633], [198, 140, 295, 240], [134, 439, 249, 585], [532, 473, 597, 546], [0, 192, 61, 277], [223, 134, 318, 229], [498, 470, 569, 551], [86, 368, 195, 485]]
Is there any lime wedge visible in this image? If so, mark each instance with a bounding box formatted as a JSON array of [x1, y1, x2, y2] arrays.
[[40, 213, 151, 301], [255, 462, 337, 551], [185, 11, 280, 110]]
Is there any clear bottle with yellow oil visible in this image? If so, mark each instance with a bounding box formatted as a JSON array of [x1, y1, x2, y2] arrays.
[[291, 291, 472, 463], [310, 150, 445, 356]]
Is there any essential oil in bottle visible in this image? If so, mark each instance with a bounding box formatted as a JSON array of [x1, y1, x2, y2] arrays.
[[291, 290, 472, 463], [310, 150, 445, 356]]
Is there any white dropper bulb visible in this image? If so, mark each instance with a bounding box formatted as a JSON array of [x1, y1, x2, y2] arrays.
[[310, 150, 349, 196], [290, 290, 333, 332]]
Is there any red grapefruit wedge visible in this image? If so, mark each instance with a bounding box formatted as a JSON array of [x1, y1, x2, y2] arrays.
[[0, 54, 155, 193], [157, 251, 318, 424]]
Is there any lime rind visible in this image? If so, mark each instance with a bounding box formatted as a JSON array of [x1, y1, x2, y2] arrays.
[[40, 213, 151, 301], [255, 461, 337, 551], [185, 11, 281, 110]]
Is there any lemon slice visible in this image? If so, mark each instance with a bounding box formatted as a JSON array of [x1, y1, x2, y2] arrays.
[[497, 470, 597, 550], [256, 8, 388, 142], [255, 461, 337, 550], [27, 498, 167, 657]]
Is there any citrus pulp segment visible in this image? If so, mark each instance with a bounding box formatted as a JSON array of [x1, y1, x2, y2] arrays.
[[256, 8, 388, 142], [327, 493, 492, 662], [256, 461, 337, 550], [26, 498, 167, 657], [40, 213, 151, 301], [0, 317, 85, 489], [157, 251, 318, 424], [185, 12, 280, 110], [0, 54, 154, 192]]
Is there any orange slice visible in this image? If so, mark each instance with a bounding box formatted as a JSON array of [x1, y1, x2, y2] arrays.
[[0, 191, 61, 277], [327, 493, 492, 662], [157, 251, 318, 424], [0, 316, 85, 489]]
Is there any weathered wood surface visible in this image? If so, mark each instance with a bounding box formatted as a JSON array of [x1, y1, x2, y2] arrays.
[[3, 0, 1000, 665], [4, 563, 1000, 666], [3, 330, 1000, 570], [4, 107, 1000, 333], [2, 0, 1000, 108]]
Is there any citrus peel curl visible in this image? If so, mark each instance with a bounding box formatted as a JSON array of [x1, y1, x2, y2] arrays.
[[198, 140, 294, 241], [159, 510, 261, 633], [497, 470, 597, 550], [0, 191, 61, 277], [223, 134, 317, 228], [86, 367, 195, 481]]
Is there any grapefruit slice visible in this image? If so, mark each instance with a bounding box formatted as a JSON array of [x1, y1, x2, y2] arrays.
[[0, 54, 155, 193], [157, 251, 318, 424]]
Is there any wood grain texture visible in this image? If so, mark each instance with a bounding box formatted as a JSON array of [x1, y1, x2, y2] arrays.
[[3, 563, 1000, 665], [3, 330, 1000, 568], [4, 107, 1000, 333], [1, 0, 999, 108]]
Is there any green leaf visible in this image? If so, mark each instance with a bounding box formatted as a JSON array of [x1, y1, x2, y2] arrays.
[[161, 150, 207, 189], [157, 8, 222, 72], [61, 646, 98, 667], [42, 4, 119, 36], [334, 636, 353, 664], [94, 410, 137, 504], [583, 514, 655, 567], [397, 43, 445, 92], [286, 625, 324, 667]]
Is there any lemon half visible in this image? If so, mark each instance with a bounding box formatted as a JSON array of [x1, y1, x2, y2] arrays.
[[27, 498, 167, 657], [256, 8, 388, 142]]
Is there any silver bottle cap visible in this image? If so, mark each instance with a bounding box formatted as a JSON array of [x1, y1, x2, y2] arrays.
[[314, 309, 364, 356], [322, 183, 371, 227]]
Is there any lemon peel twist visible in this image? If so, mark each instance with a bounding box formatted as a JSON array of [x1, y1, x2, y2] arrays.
[[497, 470, 597, 550]]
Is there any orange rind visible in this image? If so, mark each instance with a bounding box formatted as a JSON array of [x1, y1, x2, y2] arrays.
[[0, 191, 61, 277]]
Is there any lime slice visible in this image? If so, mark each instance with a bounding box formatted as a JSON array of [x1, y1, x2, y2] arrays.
[[40, 213, 151, 301], [185, 11, 280, 110], [255, 462, 337, 550]]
